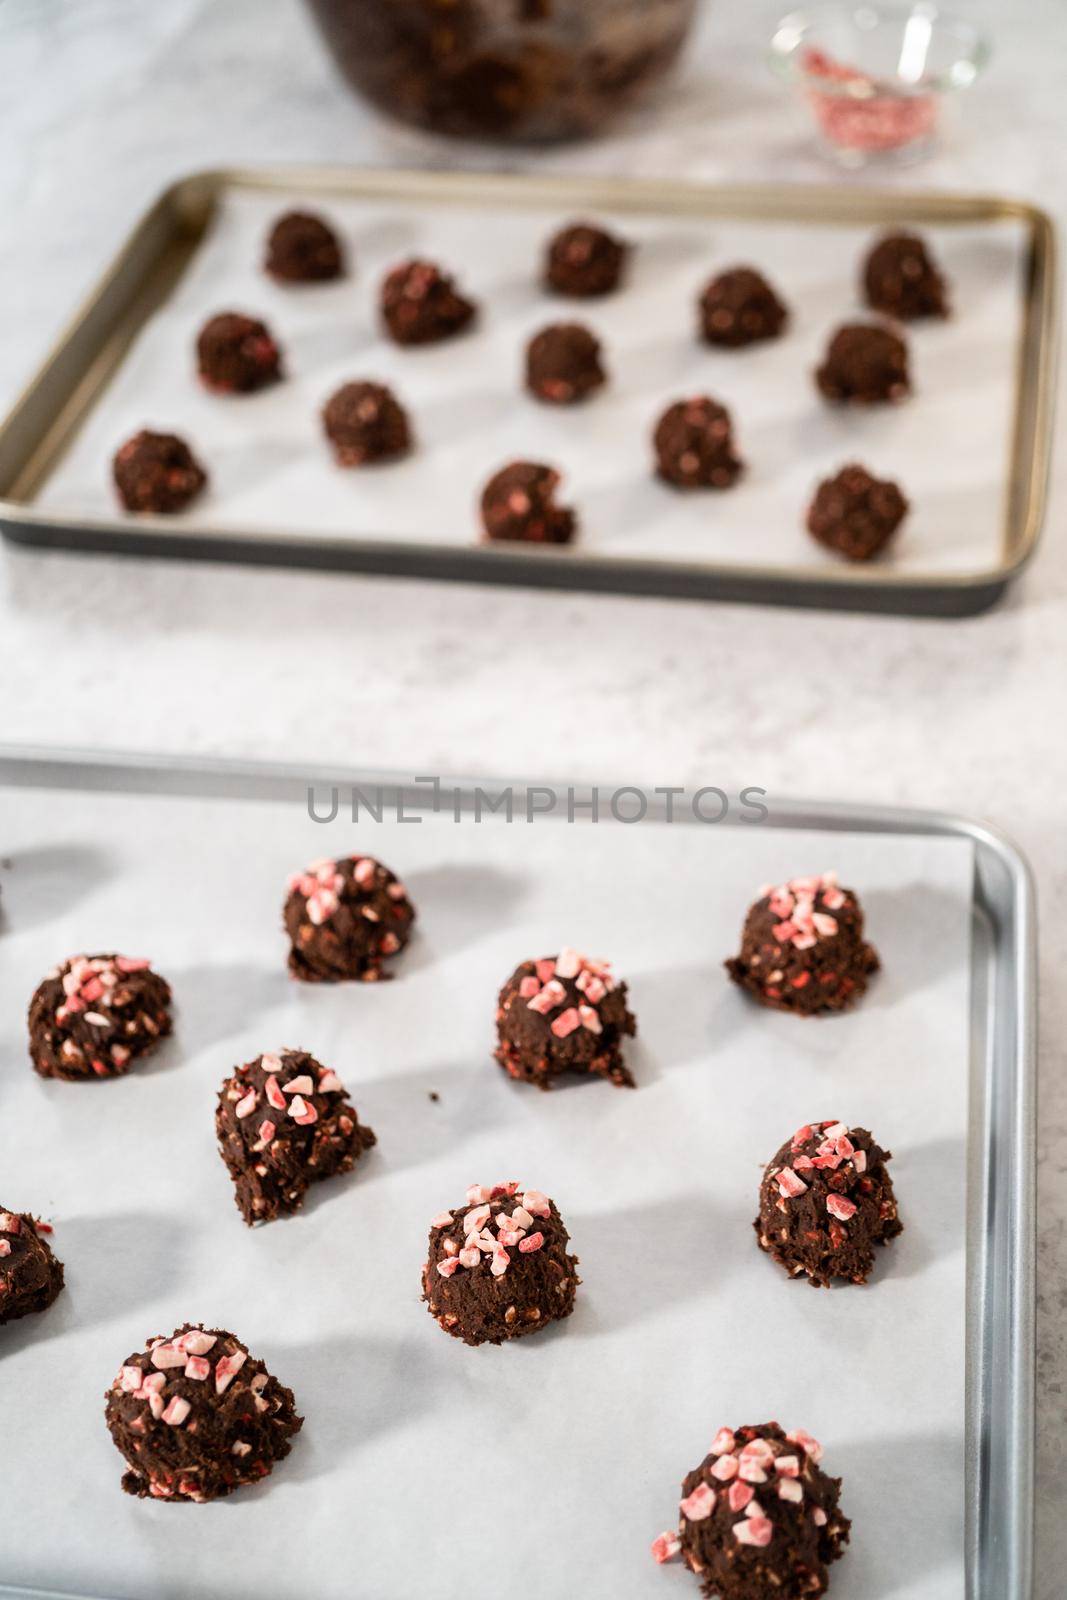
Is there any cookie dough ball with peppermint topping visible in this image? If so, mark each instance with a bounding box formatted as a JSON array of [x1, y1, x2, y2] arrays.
[[217, 1049, 376, 1225], [423, 1183, 579, 1345], [725, 873, 879, 1015], [0, 1210, 64, 1325], [652, 1423, 850, 1599], [283, 854, 415, 982], [28, 953, 172, 1080], [104, 1324, 302, 1502], [756, 1120, 902, 1288], [494, 947, 637, 1089]]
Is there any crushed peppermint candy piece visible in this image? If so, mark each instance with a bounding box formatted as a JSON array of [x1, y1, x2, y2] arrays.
[[651, 1530, 682, 1563], [777, 1167, 808, 1199], [711, 1454, 739, 1482], [728, 1480, 754, 1512], [214, 1349, 247, 1395], [518, 1231, 544, 1253], [732, 1514, 774, 1547], [680, 1482, 716, 1521], [283, 1075, 314, 1096], [787, 1429, 823, 1463], [437, 1256, 462, 1277], [523, 1190, 551, 1218], [826, 1193, 857, 1222], [289, 1095, 318, 1126], [161, 1396, 191, 1426], [778, 1478, 804, 1504]]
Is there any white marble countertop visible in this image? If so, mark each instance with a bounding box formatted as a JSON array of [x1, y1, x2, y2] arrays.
[[2, 0, 1063, 1592]]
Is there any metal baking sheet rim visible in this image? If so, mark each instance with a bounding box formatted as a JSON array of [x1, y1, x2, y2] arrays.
[[0, 744, 1037, 1600], [0, 166, 1056, 618]]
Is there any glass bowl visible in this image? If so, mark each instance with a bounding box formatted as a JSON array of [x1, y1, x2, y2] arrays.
[[769, 3, 989, 166]]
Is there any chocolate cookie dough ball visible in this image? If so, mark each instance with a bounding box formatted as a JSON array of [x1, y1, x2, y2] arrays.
[[480, 460, 576, 544], [0, 1210, 64, 1325], [815, 322, 910, 404], [544, 220, 628, 298], [112, 430, 207, 514], [525, 322, 606, 404], [863, 231, 948, 320], [217, 1049, 376, 1225], [652, 1422, 850, 1599], [264, 210, 344, 283], [725, 873, 878, 1016], [380, 259, 476, 345], [105, 1324, 302, 1502], [196, 312, 282, 393], [654, 396, 743, 489], [284, 854, 415, 983], [422, 1182, 580, 1346], [807, 464, 908, 561], [495, 947, 636, 1089], [756, 1121, 902, 1287], [28, 954, 173, 1081], [322, 381, 412, 466], [699, 267, 789, 348]]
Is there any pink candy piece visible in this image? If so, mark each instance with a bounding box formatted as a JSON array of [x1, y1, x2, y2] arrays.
[[317, 1070, 344, 1094], [151, 1343, 187, 1370], [512, 1206, 534, 1229], [792, 1154, 814, 1171], [258, 1120, 276, 1144], [823, 1121, 848, 1140], [232, 1440, 252, 1458], [497, 1228, 525, 1248], [215, 1349, 247, 1395], [490, 1182, 519, 1199], [787, 1429, 823, 1465], [776, 1168, 808, 1199], [284, 1074, 314, 1096], [430, 1211, 454, 1229], [115, 956, 151, 973], [519, 976, 541, 1000], [738, 1459, 767, 1484], [826, 1194, 857, 1222], [464, 1204, 492, 1233], [775, 1455, 801, 1479], [147, 1390, 165, 1420], [265, 1075, 287, 1111], [778, 1479, 804, 1504], [289, 1095, 318, 1126], [651, 1531, 681, 1564], [466, 1185, 491, 1206], [535, 959, 556, 983], [184, 1357, 211, 1381], [813, 1506, 828, 1526], [518, 1231, 544, 1253], [0, 1213, 21, 1235], [792, 1125, 814, 1150], [733, 1515, 773, 1547], [490, 1247, 510, 1277], [680, 1482, 716, 1521], [711, 1454, 739, 1482], [436, 1256, 461, 1278], [555, 947, 582, 979], [728, 1480, 753, 1512], [527, 979, 566, 1015], [352, 857, 376, 886], [739, 1438, 775, 1466], [179, 1331, 217, 1357], [119, 1365, 143, 1393], [577, 971, 607, 1004], [260, 1053, 283, 1073], [578, 1004, 602, 1035], [550, 1007, 581, 1039], [162, 1396, 191, 1426], [523, 1190, 551, 1219], [459, 1247, 481, 1269], [235, 1089, 258, 1119], [852, 1149, 867, 1173]]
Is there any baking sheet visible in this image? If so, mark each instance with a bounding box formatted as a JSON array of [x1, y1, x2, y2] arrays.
[[0, 785, 975, 1600], [32, 185, 1028, 577]]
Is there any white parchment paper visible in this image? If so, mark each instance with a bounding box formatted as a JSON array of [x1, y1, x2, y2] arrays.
[[34, 184, 1027, 577], [0, 784, 973, 1600]]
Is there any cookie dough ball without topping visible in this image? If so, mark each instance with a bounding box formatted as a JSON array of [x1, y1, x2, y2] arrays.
[[264, 210, 344, 283], [480, 460, 576, 544], [654, 396, 743, 489], [815, 322, 910, 404], [217, 1049, 376, 1225], [525, 322, 606, 404], [807, 464, 908, 562], [196, 312, 283, 393], [322, 381, 412, 466], [544, 220, 628, 298], [284, 854, 415, 982], [112, 430, 207, 514], [423, 1183, 579, 1346], [28, 954, 172, 1080], [725, 873, 878, 1016], [495, 947, 636, 1089], [105, 1325, 302, 1502], [863, 232, 948, 320], [652, 1423, 850, 1599], [757, 1121, 902, 1288], [699, 267, 789, 348], [380, 259, 476, 345], [0, 1211, 64, 1325]]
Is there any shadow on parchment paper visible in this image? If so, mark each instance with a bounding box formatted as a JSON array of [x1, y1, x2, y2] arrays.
[[400, 863, 527, 969], [563, 1192, 741, 1336], [0, 842, 114, 933], [859, 883, 972, 1009], [166, 961, 291, 1053], [261, 1332, 437, 1486], [418, 385, 521, 449], [831, 1430, 964, 1594], [0, 1210, 188, 1360], [348, 1059, 515, 1173], [624, 961, 721, 1075], [876, 1135, 967, 1284]]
